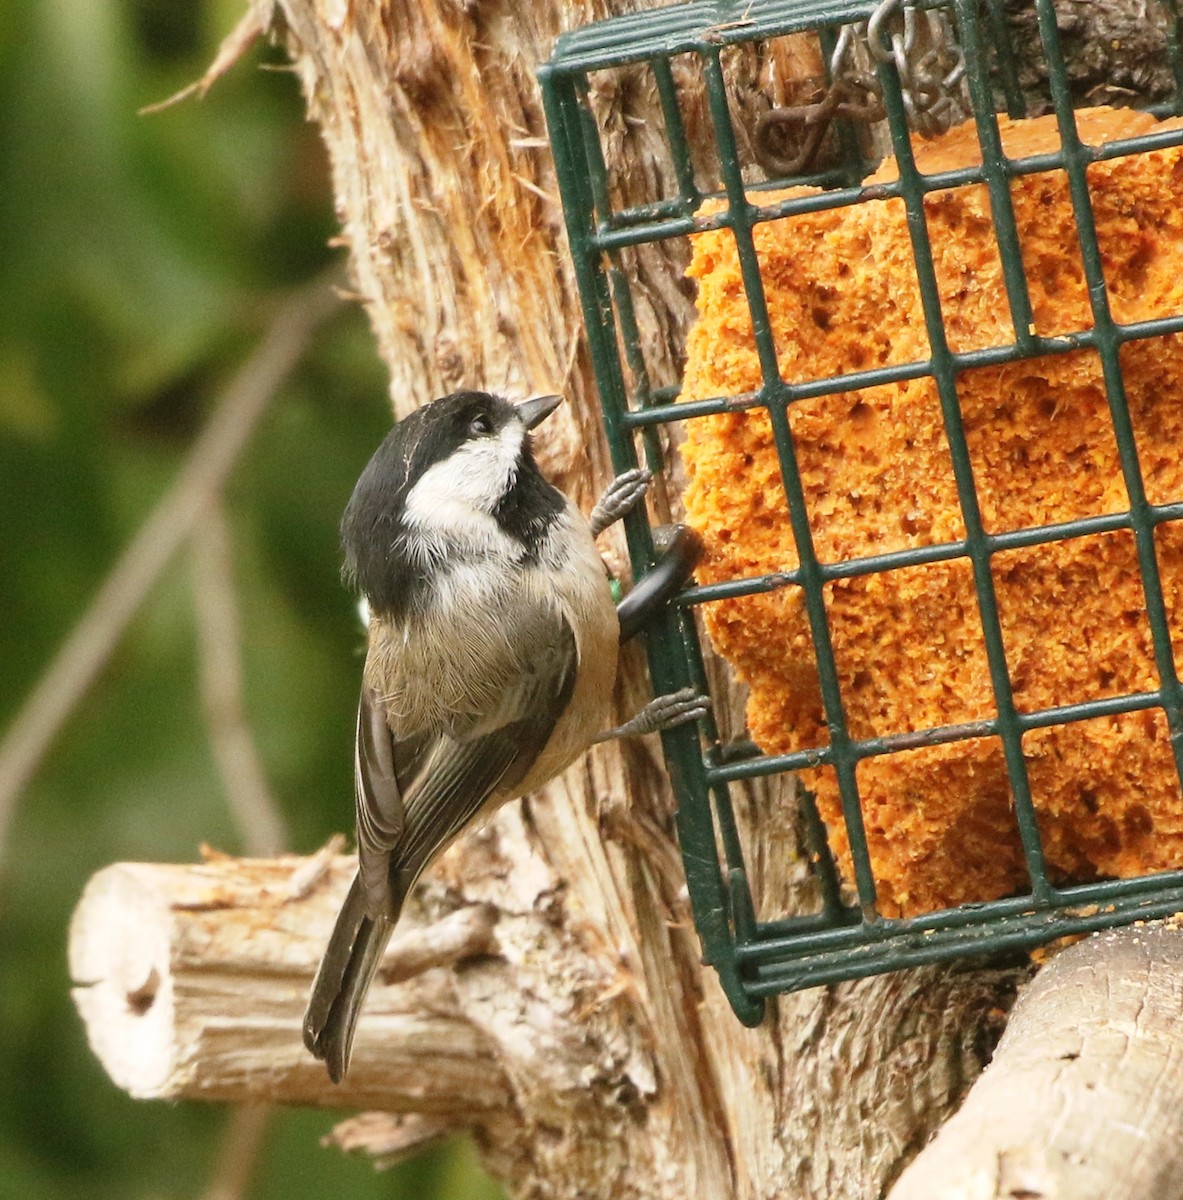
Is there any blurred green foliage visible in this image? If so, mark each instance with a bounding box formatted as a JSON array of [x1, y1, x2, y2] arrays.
[[0, 2, 506, 1197]]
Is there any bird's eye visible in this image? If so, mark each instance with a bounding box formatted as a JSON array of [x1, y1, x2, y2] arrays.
[[468, 414, 494, 437]]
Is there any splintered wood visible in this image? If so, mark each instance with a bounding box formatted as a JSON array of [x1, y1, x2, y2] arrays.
[[67, 854, 509, 1112]]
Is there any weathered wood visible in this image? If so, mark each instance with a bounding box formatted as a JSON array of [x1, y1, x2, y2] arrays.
[[889, 923, 1183, 1200], [69, 835, 1019, 1197], [67, 854, 510, 1112], [238, 2, 1014, 1192]]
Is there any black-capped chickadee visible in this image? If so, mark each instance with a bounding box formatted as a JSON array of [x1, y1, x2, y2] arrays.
[[304, 390, 705, 1083]]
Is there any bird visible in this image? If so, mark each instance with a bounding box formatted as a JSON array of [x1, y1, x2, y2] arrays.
[[303, 390, 705, 1083]]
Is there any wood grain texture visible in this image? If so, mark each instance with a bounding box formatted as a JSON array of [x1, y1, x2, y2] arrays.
[[69, 843, 1017, 1197], [890, 924, 1183, 1200]]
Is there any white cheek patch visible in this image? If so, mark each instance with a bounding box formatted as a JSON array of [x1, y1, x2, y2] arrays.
[[403, 419, 525, 539]]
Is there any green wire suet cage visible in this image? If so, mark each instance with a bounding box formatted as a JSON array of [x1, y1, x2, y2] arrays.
[[540, 0, 1183, 1025]]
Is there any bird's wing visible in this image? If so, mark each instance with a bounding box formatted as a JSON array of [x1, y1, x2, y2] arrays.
[[354, 684, 418, 911], [354, 684, 405, 848], [354, 615, 578, 919]]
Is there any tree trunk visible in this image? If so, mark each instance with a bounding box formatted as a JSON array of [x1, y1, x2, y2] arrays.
[[69, 0, 1183, 1196], [258, 0, 1015, 1192]]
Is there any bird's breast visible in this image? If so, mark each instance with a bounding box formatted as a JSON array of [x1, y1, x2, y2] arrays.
[[364, 556, 534, 736], [514, 507, 619, 791], [363, 501, 617, 756]]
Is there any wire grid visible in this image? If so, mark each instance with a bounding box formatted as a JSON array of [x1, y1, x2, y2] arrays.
[[540, 0, 1183, 1024]]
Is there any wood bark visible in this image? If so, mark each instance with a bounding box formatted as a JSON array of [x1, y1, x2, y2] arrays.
[[889, 923, 1183, 1200], [70, 847, 1016, 1196], [69, 0, 1183, 1196]]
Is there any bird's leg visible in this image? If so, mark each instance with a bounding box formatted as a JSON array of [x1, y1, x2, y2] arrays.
[[595, 686, 711, 742], [589, 467, 652, 537]]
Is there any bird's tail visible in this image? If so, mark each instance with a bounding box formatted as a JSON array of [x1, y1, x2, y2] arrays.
[[303, 873, 396, 1083]]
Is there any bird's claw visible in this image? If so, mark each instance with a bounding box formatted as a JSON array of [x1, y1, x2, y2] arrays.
[[590, 468, 653, 537], [597, 686, 711, 741]]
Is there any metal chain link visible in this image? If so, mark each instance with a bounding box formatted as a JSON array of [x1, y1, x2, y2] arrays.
[[865, 0, 966, 136], [753, 0, 966, 176]]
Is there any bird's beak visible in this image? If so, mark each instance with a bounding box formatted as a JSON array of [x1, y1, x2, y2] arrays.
[[516, 394, 563, 430]]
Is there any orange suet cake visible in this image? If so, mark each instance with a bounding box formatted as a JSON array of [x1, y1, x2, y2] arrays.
[[680, 106, 1183, 916]]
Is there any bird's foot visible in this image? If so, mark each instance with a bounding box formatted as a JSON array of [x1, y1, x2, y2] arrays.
[[590, 468, 652, 537], [596, 686, 711, 742]]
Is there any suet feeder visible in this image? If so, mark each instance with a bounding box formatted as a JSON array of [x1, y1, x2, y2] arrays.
[[539, 0, 1183, 1025]]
